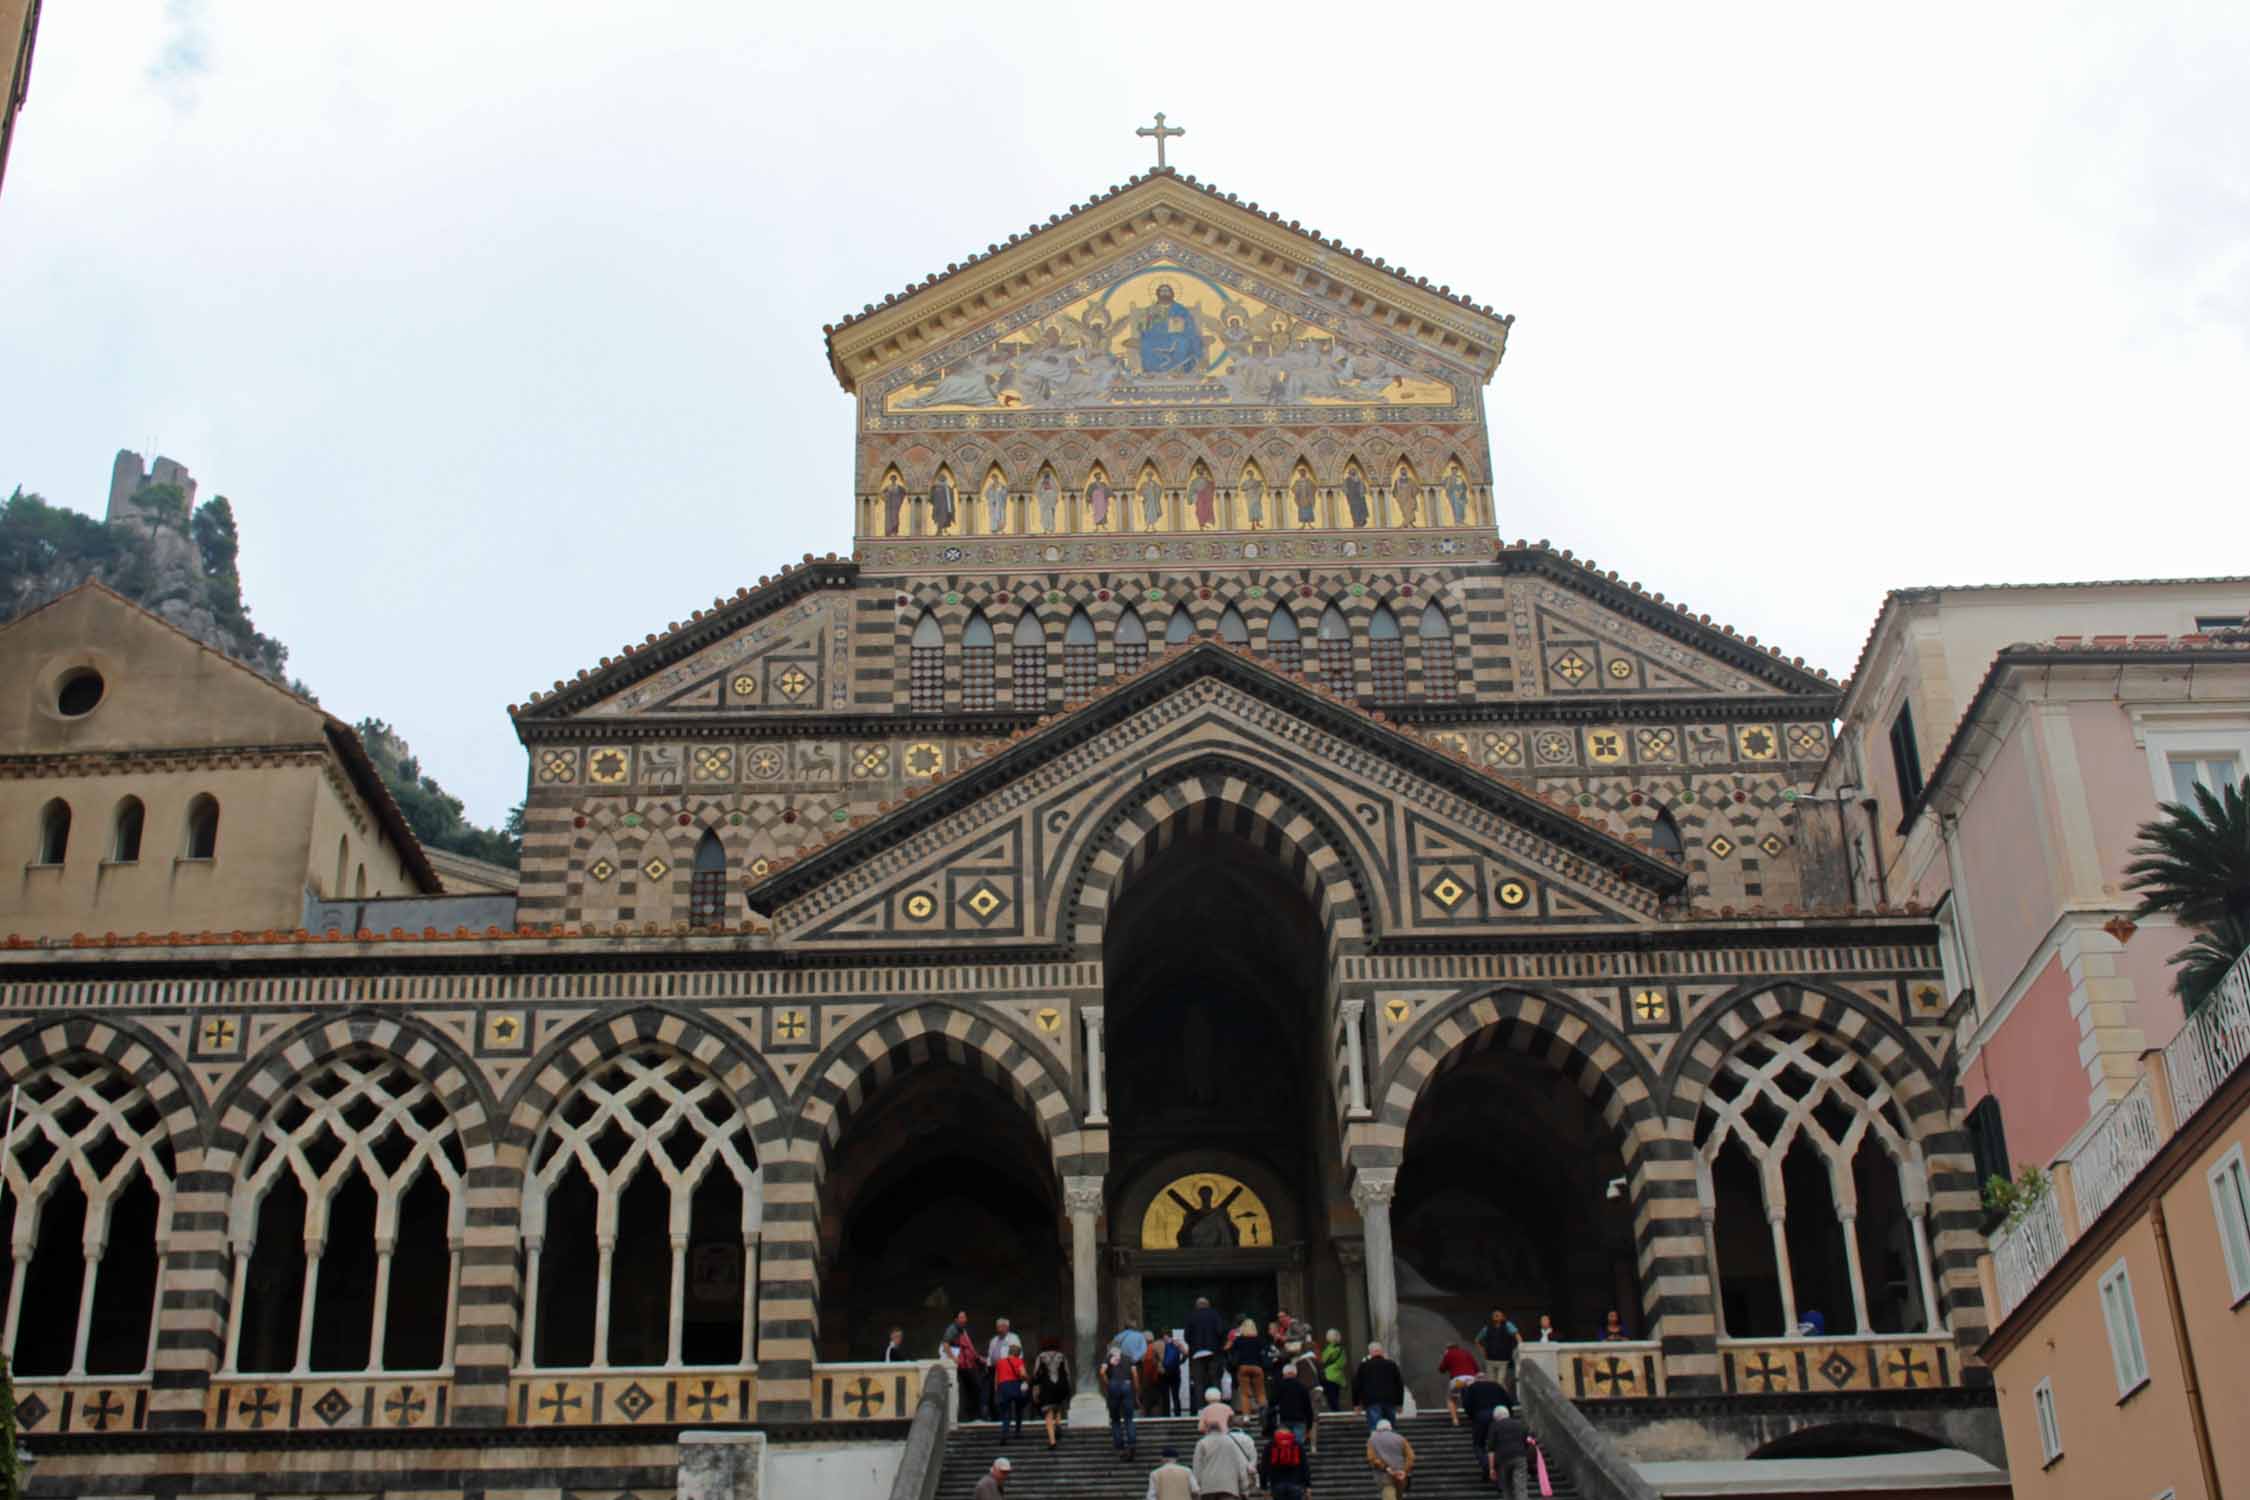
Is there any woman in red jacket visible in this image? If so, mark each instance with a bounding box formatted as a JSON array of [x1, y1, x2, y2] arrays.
[[992, 1337, 1029, 1442]]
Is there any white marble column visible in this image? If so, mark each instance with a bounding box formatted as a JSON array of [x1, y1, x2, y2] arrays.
[[1063, 1176, 1107, 1426], [1351, 1169, 1399, 1359], [1334, 1237, 1371, 1356], [1081, 1006, 1108, 1125], [1340, 1001, 1372, 1119]]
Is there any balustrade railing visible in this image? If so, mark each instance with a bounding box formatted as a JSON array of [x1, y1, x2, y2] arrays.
[[1992, 1187, 2070, 1318], [2069, 1075, 2163, 1226], [1991, 944, 2250, 1320], [2164, 944, 2250, 1123]]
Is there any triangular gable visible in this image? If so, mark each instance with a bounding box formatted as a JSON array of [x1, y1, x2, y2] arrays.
[[825, 170, 1514, 400], [744, 643, 1685, 951], [1495, 545, 1839, 700], [511, 559, 859, 723]]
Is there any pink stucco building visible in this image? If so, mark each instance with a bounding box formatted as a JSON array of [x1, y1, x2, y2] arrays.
[[1816, 581, 2250, 1179]]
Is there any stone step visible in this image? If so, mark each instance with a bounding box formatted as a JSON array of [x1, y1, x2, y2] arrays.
[[937, 1410, 1579, 1498]]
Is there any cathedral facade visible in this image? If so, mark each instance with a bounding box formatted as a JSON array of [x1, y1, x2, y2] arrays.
[[1, 171, 1990, 1493]]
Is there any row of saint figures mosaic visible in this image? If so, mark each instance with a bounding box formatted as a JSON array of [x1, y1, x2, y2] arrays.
[[866, 458, 1485, 539]]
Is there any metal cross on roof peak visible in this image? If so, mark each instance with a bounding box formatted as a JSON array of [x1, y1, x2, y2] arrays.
[[1137, 112, 1184, 170]]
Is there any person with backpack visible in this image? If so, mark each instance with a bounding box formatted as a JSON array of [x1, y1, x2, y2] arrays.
[[1104, 1343, 1140, 1461], [1030, 1335, 1073, 1450], [1262, 1422, 1311, 1500], [1159, 1330, 1187, 1416], [1139, 1332, 1168, 1417]]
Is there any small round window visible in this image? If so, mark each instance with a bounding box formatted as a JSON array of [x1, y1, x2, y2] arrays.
[[56, 668, 106, 717]]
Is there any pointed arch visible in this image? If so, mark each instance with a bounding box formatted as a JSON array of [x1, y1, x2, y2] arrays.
[[689, 829, 728, 928], [875, 466, 910, 537], [1062, 757, 1378, 952], [1369, 601, 1405, 695], [1239, 460, 1270, 531], [1316, 599, 1353, 689], [520, 1042, 765, 1370], [1032, 463, 1064, 534], [1188, 461, 1220, 529], [1650, 805, 1685, 860], [962, 608, 997, 711], [1085, 462, 1118, 532], [1063, 606, 1098, 699], [1390, 458, 1421, 526], [1012, 608, 1048, 711], [1418, 598, 1458, 699], [978, 463, 1011, 535], [1217, 602, 1250, 644], [0, 1050, 180, 1376], [1439, 455, 1476, 526], [909, 609, 944, 712], [927, 465, 960, 536], [1134, 462, 1167, 532], [1341, 460, 1373, 528], [1266, 603, 1303, 673], [1164, 602, 1195, 646], [1114, 606, 1149, 674], [1287, 459, 1320, 529]]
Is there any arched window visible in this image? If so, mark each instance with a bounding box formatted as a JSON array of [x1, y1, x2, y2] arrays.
[[1369, 604, 1404, 696], [1267, 607, 1302, 674], [1696, 1022, 1939, 1339], [1114, 609, 1148, 675], [226, 1051, 466, 1375], [1218, 604, 1250, 644], [1013, 611, 1047, 712], [3, 1057, 174, 1376], [1317, 601, 1352, 688], [1418, 601, 1457, 700], [688, 830, 727, 928], [909, 610, 945, 712], [1165, 604, 1195, 646], [1063, 608, 1098, 699], [522, 1045, 762, 1370], [109, 797, 145, 863], [962, 611, 996, 711], [1650, 806, 1685, 860], [354, 864, 368, 899], [183, 794, 220, 860], [334, 835, 350, 897], [34, 799, 69, 867]]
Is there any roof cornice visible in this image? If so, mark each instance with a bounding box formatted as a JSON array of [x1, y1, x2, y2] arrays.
[[823, 170, 1514, 395], [742, 640, 1689, 915], [512, 558, 859, 726]]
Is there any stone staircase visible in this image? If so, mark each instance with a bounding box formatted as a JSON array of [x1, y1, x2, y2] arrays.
[[938, 1409, 1580, 1497]]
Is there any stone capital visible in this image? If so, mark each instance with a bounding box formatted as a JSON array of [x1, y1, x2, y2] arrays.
[[1349, 1168, 1397, 1214], [1339, 998, 1366, 1019], [1333, 1235, 1365, 1271], [1062, 1176, 1106, 1215]]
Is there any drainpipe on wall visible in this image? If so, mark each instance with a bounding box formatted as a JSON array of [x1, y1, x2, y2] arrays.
[[2150, 1201, 2220, 1500]]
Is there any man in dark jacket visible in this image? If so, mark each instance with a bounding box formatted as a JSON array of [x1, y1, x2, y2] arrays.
[[1184, 1297, 1227, 1407], [1485, 1406, 1532, 1498], [1461, 1374, 1514, 1457], [1477, 1309, 1520, 1386], [1271, 1345, 1318, 1441], [1350, 1339, 1406, 1430]]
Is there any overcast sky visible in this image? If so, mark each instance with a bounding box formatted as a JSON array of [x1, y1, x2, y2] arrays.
[[3, 3, 2245, 825]]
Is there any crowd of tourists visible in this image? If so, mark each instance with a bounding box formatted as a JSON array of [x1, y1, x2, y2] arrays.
[[930, 1297, 1638, 1495]]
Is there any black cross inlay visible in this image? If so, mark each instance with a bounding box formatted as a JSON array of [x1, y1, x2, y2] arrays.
[[682, 1379, 730, 1421], [81, 1391, 124, 1431], [842, 1377, 885, 1418], [1884, 1349, 1931, 1388], [1590, 1356, 1637, 1396], [537, 1383, 585, 1423], [237, 1387, 281, 1429], [385, 1388, 428, 1426], [1742, 1352, 1789, 1393]]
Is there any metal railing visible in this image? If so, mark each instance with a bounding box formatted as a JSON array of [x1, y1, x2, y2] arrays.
[[2069, 1074, 2163, 1226], [1992, 1187, 2070, 1317], [2164, 944, 2250, 1123]]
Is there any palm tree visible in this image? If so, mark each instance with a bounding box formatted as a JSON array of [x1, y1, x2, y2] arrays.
[[2125, 777, 2250, 1010]]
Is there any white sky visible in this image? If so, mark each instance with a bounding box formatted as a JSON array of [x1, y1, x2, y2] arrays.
[[2, 2, 2245, 826]]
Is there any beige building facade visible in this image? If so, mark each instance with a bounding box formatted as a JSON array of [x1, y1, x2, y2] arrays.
[[3, 584, 436, 941]]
